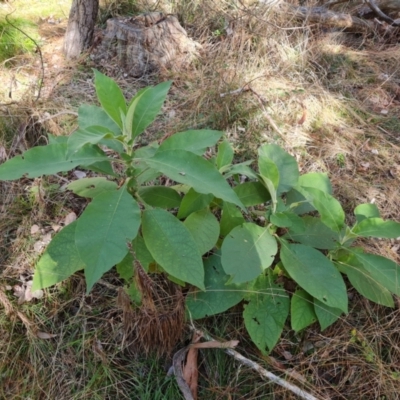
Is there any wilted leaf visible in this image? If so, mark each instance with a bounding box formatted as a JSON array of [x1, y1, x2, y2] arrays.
[[64, 212, 77, 226], [36, 331, 57, 339]]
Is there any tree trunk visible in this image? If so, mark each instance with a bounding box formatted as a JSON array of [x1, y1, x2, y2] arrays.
[[64, 0, 99, 60]]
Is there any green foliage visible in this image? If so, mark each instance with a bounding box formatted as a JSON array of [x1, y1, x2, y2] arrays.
[[3, 70, 400, 355]]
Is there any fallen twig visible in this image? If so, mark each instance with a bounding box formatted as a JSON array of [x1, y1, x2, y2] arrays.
[[191, 327, 323, 400], [364, 0, 399, 25]]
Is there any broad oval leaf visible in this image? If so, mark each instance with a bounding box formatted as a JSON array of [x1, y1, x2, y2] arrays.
[[186, 253, 245, 319], [302, 187, 345, 233], [258, 158, 279, 191], [67, 126, 114, 158], [314, 299, 342, 331], [126, 81, 172, 139], [285, 216, 339, 250], [177, 188, 214, 219], [286, 172, 332, 215], [223, 162, 258, 180], [351, 252, 400, 296], [244, 276, 289, 354], [352, 218, 400, 239], [233, 182, 271, 207], [258, 144, 299, 194], [280, 242, 348, 312], [184, 209, 220, 255], [76, 187, 141, 292], [337, 257, 394, 307], [221, 223, 278, 284], [142, 208, 204, 289], [132, 234, 154, 272], [67, 177, 118, 198], [220, 202, 245, 237], [32, 221, 85, 291], [78, 104, 121, 134], [354, 203, 380, 223], [216, 139, 234, 170], [0, 144, 108, 181], [138, 186, 181, 209], [159, 130, 223, 155], [93, 69, 127, 128], [143, 149, 244, 209], [291, 289, 317, 332]]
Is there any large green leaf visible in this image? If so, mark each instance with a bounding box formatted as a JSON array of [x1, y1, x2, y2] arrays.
[[0, 144, 108, 180], [78, 104, 121, 134], [221, 223, 277, 284], [286, 172, 332, 214], [233, 182, 271, 207], [216, 139, 234, 170], [299, 172, 332, 194], [177, 188, 214, 219], [352, 218, 400, 239], [184, 209, 220, 255], [143, 149, 244, 209], [302, 187, 345, 233], [159, 130, 223, 155], [126, 81, 171, 139], [285, 216, 339, 250], [116, 251, 134, 282], [186, 253, 245, 319], [244, 276, 289, 354], [314, 299, 342, 331], [337, 257, 394, 307], [67, 126, 115, 158], [258, 144, 299, 194], [280, 242, 348, 312], [93, 69, 127, 128], [223, 162, 258, 180], [138, 186, 181, 209], [67, 177, 118, 198], [32, 222, 85, 291], [220, 202, 245, 237], [142, 208, 204, 289], [354, 203, 380, 223], [132, 234, 154, 272], [258, 158, 279, 191], [75, 187, 141, 292], [351, 251, 400, 296], [291, 289, 317, 332]]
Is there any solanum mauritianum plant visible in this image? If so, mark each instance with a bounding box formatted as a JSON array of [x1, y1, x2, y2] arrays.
[[1, 70, 400, 354]]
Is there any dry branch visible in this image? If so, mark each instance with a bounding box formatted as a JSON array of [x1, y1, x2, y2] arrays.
[[285, 4, 375, 29], [184, 327, 323, 400]]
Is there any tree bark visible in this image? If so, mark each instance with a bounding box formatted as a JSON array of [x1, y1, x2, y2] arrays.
[[64, 0, 99, 60]]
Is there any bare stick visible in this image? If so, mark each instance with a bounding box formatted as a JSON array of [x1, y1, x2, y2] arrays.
[[364, 0, 399, 25], [37, 111, 78, 124], [193, 327, 324, 400]]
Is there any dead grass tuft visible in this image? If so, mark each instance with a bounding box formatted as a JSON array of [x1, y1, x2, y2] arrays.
[[118, 259, 185, 356]]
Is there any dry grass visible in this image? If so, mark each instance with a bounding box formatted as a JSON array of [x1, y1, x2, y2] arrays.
[[1, 0, 400, 398]]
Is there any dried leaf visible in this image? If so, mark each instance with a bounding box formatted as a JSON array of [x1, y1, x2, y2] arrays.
[[36, 331, 57, 339], [183, 333, 202, 400], [73, 170, 87, 179], [52, 224, 62, 232], [30, 224, 40, 235], [13, 285, 24, 298], [64, 212, 77, 226], [297, 106, 307, 125], [33, 240, 44, 253], [282, 350, 293, 360]]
